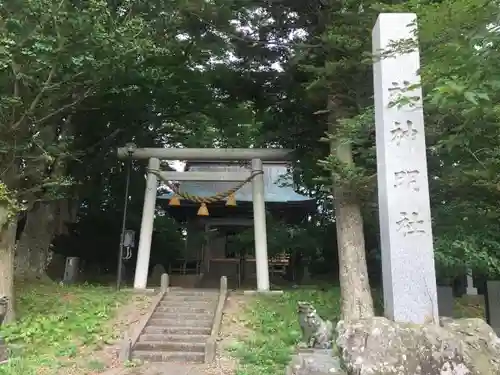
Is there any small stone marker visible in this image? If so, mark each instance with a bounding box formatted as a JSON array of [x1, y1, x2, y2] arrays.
[[119, 333, 132, 363], [485, 281, 500, 335], [0, 337, 7, 364], [63, 256, 80, 284], [373, 13, 439, 323], [436, 286, 454, 318], [466, 269, 478, 295], [220, 275, 228, 293], [0, 296, 8, 364], [160, 273, 169, 293]]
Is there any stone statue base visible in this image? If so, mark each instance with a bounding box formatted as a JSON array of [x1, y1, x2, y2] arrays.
[[285, 349, 345, 375]]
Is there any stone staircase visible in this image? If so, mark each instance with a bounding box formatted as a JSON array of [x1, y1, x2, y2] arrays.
[[131, 288, 221, 363]]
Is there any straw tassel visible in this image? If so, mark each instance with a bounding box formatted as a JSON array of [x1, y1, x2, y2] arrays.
[[225, 193, 237, 207], [197, 203, 209, 216], [169, 195, 181, 206]]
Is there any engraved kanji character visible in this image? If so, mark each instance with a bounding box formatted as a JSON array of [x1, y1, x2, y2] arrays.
[[396, 211, 426, 236], [390, 120, 418, 145], [394, 170, 420, 191]]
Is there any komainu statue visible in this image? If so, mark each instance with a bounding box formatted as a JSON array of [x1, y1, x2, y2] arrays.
[[297, 301, 334, 349]]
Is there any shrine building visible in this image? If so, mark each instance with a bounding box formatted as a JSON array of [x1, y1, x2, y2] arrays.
[[157, 160, 315, 288]]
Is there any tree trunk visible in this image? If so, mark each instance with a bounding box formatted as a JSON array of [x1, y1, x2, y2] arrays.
[[333, 182, 374, 321], [15, 201, 57, 281], [14, 118, 76, 281], [328, 95, 374, 321], [0, 205, 17, 323]]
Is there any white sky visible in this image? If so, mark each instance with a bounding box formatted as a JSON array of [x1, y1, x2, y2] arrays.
[[168, 160, 185, 171]]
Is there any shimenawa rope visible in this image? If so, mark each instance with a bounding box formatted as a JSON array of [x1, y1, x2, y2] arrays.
[[147, 168, 264, 204]]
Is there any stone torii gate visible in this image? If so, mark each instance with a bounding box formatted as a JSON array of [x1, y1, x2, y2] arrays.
[[117, 146, 293, 291]]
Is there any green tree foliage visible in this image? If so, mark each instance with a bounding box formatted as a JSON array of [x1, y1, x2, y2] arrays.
[[0, 0, 162, 199], [4, 0, 500, 290], [0, 0, 262, 278], [234, 0, 500, 280]]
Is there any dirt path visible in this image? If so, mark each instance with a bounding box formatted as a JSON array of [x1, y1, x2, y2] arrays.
[[106, 292, 252, 375], [204, 292, 253, 375]]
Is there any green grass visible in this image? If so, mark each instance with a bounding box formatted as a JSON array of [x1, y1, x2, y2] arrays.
[[229, 287, 342, 375], [0, 281, 129, 375], [454, 296, 485, 319]]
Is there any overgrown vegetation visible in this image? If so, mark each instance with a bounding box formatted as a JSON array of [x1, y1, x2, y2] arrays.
[[0, 282, 128, 375]]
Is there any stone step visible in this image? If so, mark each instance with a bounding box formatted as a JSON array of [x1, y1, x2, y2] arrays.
[[134, 340, 205, 353], [169, 290, 218, 297], [161, 296, 217, 303], [143, 326, 212, 335], [155, 305, 216, 314], [151, 312, 214, 321], [132, 350, 204, 363], [164, 293, 218, 299], [161, 296, 218, 304], [139, 333, 209, 343], [158, 301, 217, 309], [148, 318, 213, 328]]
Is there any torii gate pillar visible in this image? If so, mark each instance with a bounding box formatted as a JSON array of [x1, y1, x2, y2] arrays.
[[133, 158, 160, 289], [251, 158, 270, 291]]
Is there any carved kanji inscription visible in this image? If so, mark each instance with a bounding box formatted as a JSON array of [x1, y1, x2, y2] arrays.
[[396, 211, 426, 236], [390, 120, 418, 145], [387, 80, 421, 109], [394, 169, 420, 191]]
